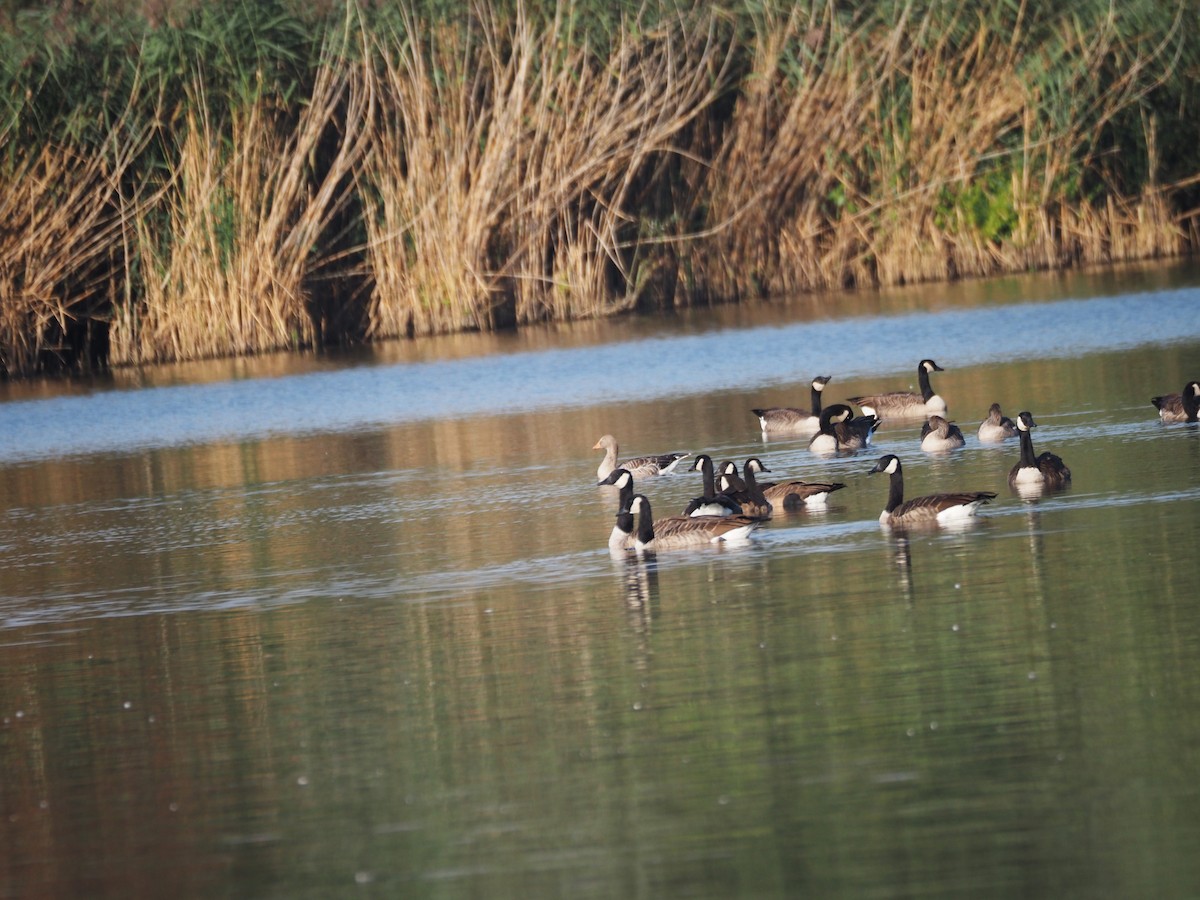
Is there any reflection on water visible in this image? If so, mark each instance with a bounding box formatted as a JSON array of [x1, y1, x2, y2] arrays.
[[3, 262, 1200, 898]]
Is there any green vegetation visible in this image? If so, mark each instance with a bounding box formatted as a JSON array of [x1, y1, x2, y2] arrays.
[[1, 0, 1197, 377]]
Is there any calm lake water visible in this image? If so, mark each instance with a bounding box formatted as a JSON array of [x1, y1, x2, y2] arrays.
[[3, 262, 1200, 899]]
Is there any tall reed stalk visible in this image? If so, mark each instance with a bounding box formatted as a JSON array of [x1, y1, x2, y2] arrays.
[[359, 1, 734, 339], [111, 20, 372, 365], [0, 117, 146, 377]]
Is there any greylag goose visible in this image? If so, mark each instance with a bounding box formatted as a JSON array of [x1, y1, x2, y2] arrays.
[[594, 434, 689, 480]]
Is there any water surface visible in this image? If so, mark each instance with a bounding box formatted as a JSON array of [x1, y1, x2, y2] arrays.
[[2, 262, 1200, 899]]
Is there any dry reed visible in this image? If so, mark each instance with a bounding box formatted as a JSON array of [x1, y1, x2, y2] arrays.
[[111, 17, 373, 365], [2, 0, 1196, 376], [359, 2, 734, 339], [0, 133, 144, 376]]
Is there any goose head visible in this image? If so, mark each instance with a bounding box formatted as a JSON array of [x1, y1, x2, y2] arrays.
[[869, 454, 902, 476], [598, 468, 633, 490]]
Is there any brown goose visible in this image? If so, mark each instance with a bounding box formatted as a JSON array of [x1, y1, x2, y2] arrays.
[[742, 457, 846, 510], [869, 454, 996, 527], [594, 434, 689, 481], [849, 359, 947, 419], [977, 402, 1018, 442], [1150, 381, 1200, 423], [920, 415, 966, 452], [626, 495, 763, 552], [1008, 412, 1071, 489], [751, 375, 832, 435]]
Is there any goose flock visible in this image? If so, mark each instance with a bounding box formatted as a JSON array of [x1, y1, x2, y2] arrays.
[[596, 362, 1199, 554]]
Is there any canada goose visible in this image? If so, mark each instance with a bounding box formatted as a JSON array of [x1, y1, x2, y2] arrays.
[[868, 454, 996, 527], [717, 461, 772, 517], [627, 494, 762, 552], [683, 454, 744, 517], [594, 434, 689, 481], [849, 359, 947, 419], [1008, 412, 1071, 488], [743, 457, 846, 510], [597, 467, 637, 550], [977, 402, 1018, 442], [751, 375, 832, 435], [1150, 381, 1200, 423], [808, 404, 880, 454], [920, 415, 966, 452]]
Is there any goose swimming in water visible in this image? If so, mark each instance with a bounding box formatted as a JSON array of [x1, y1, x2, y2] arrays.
[[868, 454, 996, 528], [594, 434, 689, 481], [683, 454, 744, 517], [1150, 381, 1200, 423], [1008, 412, 1071, 489], [742, 457, 846, 510], [751, 375, 832, 435], [977, 402, 1018, 442], [597, 467, 637, 551], [920, 415, 966, 452], [849, 359, 947, 420], [808, 404, 880, 454], [625, 494, 762, 553]]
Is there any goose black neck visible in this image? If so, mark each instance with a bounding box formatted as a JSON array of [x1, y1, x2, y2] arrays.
[[810, 383, 824, 415], [1184, 385, 1200, 422], [635, 500, 656, 544], [700, 458, 716, 496], [617, 481, 632, 512], [742, 465, 768, 504], [615, 511, 634, 537], [885, 467, 905, 513], [918, 365, 934, 402], [1018, 426, 1038, 467]]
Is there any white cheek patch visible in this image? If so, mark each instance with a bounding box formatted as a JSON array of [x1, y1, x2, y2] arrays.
[[886, 458, 899, 474]]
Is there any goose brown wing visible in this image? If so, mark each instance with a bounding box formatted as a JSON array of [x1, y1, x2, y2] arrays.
[[894, 491, 996, 519], [653, 513, 762, 542]]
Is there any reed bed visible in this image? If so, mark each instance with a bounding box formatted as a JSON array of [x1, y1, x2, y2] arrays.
[[0, 0, 1196, 376], [0, 129, 145, 376], [111, 25, 373, 365], [360, 3, 734, 338]]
